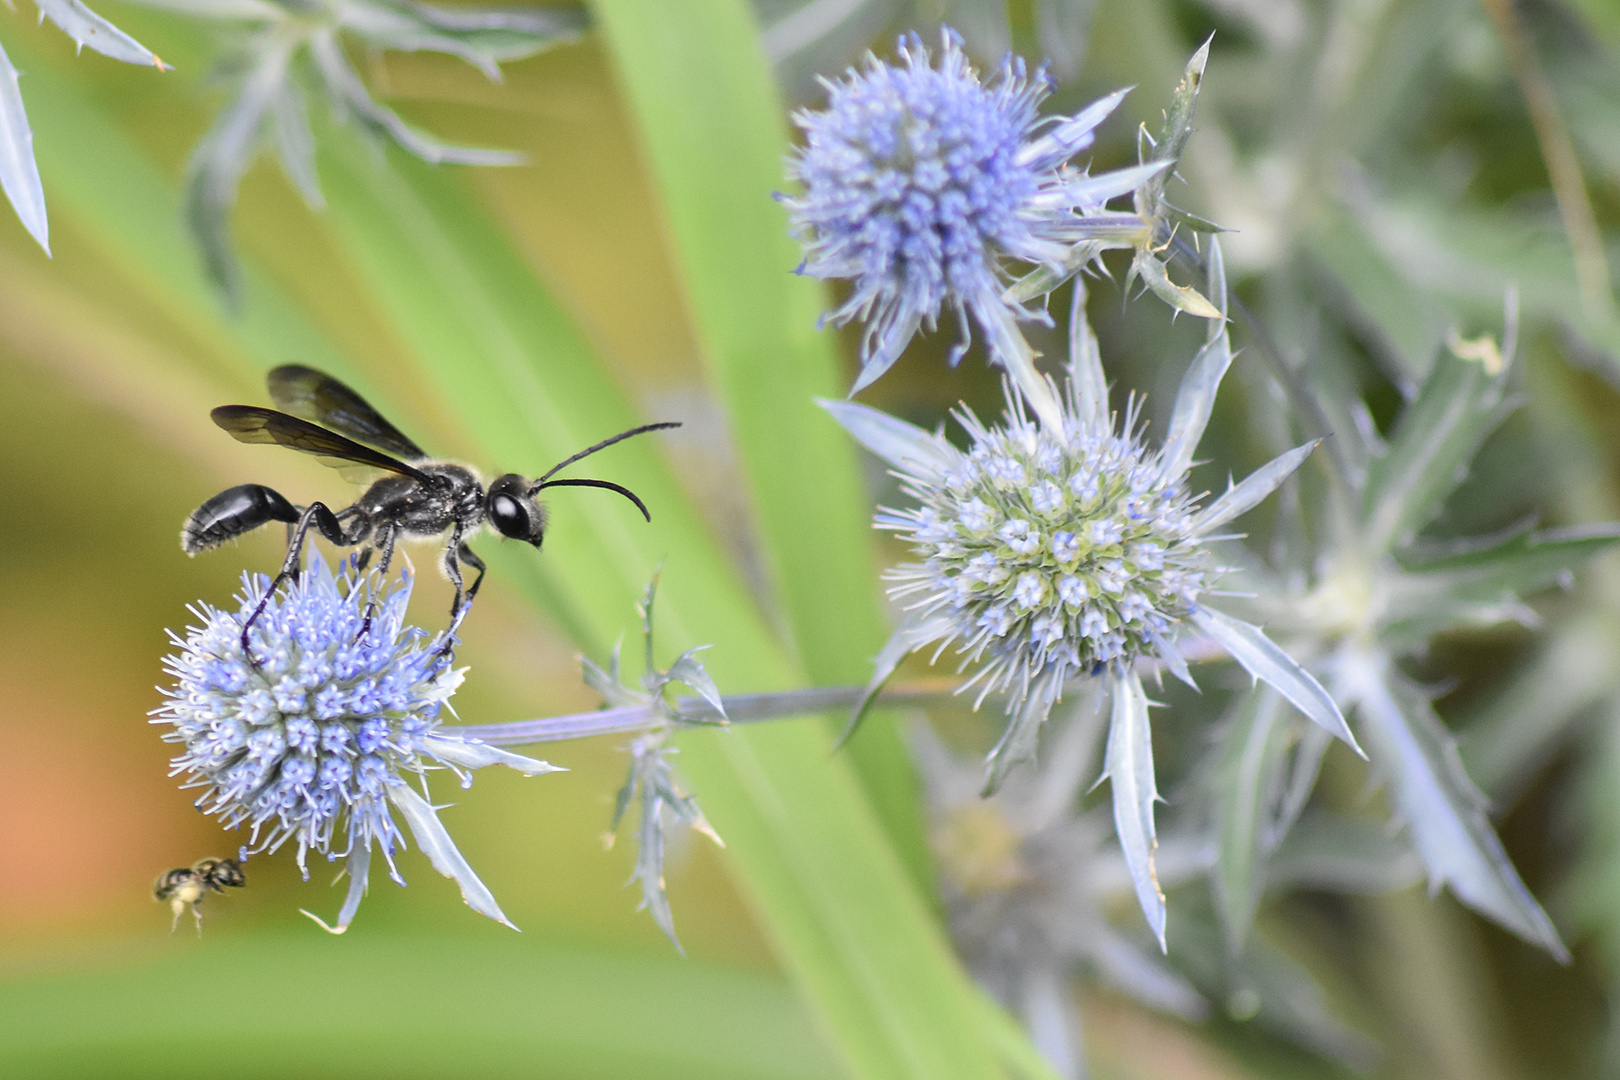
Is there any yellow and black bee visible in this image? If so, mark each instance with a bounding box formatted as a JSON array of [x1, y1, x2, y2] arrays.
[[154, 857, 245, 934]]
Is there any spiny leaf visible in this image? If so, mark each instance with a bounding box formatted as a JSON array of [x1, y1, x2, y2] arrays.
[[1211, 688, 1288, 954], [1131, 250, 1223, 319], [271, 80, 322, 208], [665, 646, 727, 721], [819, 398, 956, 482], [388, 784, 517, 930], [1266, 812, 1423, 894], [0, 39, 47, 254], [1159, 238, 1233, 479], [343, 0, 587, 79], [183, 41, 292, 300], [1135, 36, 1210, 213], [35, 0, 169, 68], [1105, 669, 1165, 949], [1193, 441, 1320, 534], [1338, 647, 1569, 960], [308, 30, 523, 166], [1189, 605, 1362, 755], [1066, 276, 1109, 431], [981, 670, 1063, 796], [1362, 332, 1514, 554], [614, 738, 723, 950], [1159, 200, 1226, 235], [1395, 522, 1620, 599]]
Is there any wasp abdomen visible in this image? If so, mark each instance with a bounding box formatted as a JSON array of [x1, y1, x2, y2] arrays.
[[182, 484, 301, 555]]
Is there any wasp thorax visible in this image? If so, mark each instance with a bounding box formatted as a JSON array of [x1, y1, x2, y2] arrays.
[[487, 473, 547, 545]]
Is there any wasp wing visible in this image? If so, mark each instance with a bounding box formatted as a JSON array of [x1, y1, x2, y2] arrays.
[[212, 406, 431, 481], [266, 365, 429, 462]]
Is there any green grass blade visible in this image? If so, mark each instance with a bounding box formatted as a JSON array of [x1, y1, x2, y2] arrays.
[[589, 0, 928, 881], [0, 934, 839, 1080]]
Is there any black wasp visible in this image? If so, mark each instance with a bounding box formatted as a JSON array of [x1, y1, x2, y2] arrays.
[[183, 365, 678, 656]]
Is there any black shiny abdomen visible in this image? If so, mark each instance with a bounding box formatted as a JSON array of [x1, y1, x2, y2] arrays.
[[181, 484, 301, 554]]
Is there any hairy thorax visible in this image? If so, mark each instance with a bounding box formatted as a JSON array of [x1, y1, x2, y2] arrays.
[[359, 463, 486, 539]]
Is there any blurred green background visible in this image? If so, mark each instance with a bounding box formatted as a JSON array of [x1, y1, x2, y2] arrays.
[[1, 0, 1619, 1077]]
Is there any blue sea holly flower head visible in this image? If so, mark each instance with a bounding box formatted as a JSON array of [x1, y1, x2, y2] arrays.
[[826, 241, 1364, 947], [785, 28, 1166, 423], [152, 554, 563, 933]]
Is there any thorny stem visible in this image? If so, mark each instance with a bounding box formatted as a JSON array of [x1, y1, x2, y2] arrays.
[[447, 682, 957, 745]]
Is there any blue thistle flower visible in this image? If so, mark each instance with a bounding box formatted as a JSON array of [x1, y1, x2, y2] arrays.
[[785, 29, 1163, 407], [827, 242, 1362, 946], [152, 555, 562, 933]]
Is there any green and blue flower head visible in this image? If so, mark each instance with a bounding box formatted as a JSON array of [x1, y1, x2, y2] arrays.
[[879, 386, 1206, 703], [826, 249, 1361, 945]]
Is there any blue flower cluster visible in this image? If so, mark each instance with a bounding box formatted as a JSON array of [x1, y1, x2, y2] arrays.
[[786, 31, 1157, 397], [822, 235, 1358, 945], [157, 560, 447, 864], [153, 556, 560, 932]]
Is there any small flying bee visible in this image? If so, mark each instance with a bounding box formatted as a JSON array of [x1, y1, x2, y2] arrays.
[[154, 857, 245, 934], [182, 365, 679, 658]]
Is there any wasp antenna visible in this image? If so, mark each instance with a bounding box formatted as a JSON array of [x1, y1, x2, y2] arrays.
[[533, 478, 653, 522], [533, 422, 682, 487]]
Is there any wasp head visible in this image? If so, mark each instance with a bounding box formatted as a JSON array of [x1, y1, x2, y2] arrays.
[[486, 474, 548, 547]]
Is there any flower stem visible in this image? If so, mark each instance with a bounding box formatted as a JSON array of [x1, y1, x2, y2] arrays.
[[446, 639, 1232, 747], [982, 303, 1066, 432], [448, 680, 962, 745], [1478, 0, 1612, 315]]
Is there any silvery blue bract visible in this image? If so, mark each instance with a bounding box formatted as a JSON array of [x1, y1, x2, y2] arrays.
[[0, 0, 167, 254]]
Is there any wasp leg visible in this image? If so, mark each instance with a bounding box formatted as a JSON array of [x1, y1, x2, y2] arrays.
[[284, 505, 362, 585], [444, 542, 487, 648], [241, 502, 357, 665], [463, 544, 488, 602], [435, 527, 486, 658], [355, 522, 401, 644]]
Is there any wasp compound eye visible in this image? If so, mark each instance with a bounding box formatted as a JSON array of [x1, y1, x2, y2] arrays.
[[487, 474, 543, 544]]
